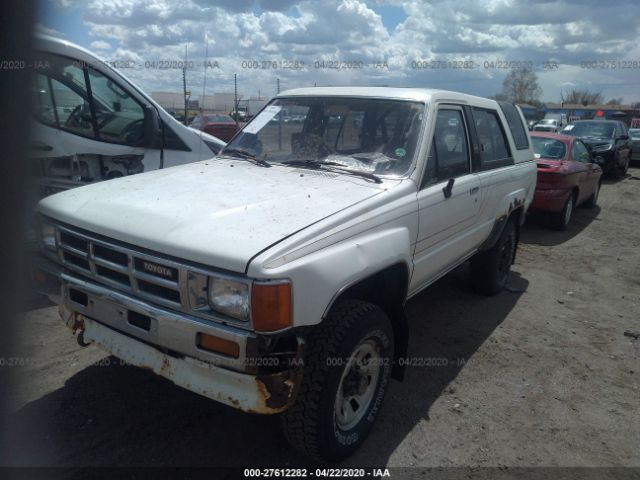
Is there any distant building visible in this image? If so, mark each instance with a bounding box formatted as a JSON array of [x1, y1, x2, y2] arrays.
[[240, 97, 269, 115], [198, 93, 238, 112], [150, 92, 184, 111], [542, 103, 638, 125], [151, 91, 270, 116], [516, 103, 543, 122]]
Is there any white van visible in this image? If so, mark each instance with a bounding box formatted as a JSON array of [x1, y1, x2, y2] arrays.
[[31, 36, 225, 197]]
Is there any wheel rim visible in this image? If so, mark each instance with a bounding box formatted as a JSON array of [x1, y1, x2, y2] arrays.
[[334, 339, 382, 431], [564, 196, 573, 226]]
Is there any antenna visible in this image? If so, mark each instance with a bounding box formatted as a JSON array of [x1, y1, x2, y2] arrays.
[[197, 33, 209, 160], [202, 33, 208, 114], [234, 73, 238, 127], [182, 44, 189, 125]]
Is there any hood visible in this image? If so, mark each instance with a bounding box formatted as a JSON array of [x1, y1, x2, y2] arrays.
[[580, 136, 612, 146], [38, 158, 387, 273]]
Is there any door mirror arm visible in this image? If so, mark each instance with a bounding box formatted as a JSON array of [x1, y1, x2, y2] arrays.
[[443, 178, 455, 199]]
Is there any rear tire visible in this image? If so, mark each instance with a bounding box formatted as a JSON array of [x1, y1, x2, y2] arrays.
[[552, 194, 574, 230], [584, 182, 600, 209], [471, 220, 516, 296], [281, 299, 394, 463]]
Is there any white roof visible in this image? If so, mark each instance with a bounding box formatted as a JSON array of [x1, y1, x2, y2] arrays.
[[278, 86, 498, 108]]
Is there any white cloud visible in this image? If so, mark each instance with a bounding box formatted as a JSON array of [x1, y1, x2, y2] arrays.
[[34, 22, 65, 37], [38, 0, 640, 103], [90, 40, 112, 50]]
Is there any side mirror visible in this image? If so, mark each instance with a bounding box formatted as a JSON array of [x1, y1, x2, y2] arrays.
[[593, 155, 605, 164], [616, 134, 629, 141], [142, 105, 162, 148]]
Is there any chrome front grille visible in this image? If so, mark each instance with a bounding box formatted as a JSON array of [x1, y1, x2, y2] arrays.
[[56, 226, 185, 310]]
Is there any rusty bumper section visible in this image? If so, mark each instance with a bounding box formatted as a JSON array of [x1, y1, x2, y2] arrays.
[[83, 316, 301, 413], [34, 255, 303, 414]]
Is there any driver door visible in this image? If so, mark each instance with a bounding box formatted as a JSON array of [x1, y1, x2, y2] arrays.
[[410, 105, 482, 293]]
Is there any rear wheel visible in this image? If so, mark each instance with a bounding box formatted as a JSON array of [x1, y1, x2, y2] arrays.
[[584, 182, 600, 209], [281, 299, 394, 463], [552, 194, 574, 230], [471, 220, 516, 295]]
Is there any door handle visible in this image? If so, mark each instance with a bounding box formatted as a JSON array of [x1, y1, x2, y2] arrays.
[[470, 186, 480, 195]]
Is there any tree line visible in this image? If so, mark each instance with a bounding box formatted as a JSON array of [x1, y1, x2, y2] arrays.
[[491, 68, 639, 108]]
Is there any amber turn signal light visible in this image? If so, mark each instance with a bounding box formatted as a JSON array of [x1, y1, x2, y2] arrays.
[[251, 281, 292, 332], [197, 333, 240, 358]]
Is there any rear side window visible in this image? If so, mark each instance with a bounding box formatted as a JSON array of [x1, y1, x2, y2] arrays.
[[471, 108, 512, 170], [571, 140, 590, 163], [498, 102, 529, 150]]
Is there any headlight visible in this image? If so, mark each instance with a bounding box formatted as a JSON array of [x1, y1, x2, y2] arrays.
[[208, 276, 250, 321], [41, 222, 56, 250], [593, 144, 612, 152]]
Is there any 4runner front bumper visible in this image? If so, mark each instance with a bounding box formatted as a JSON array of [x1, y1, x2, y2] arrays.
[[33, 256, 302, 414]]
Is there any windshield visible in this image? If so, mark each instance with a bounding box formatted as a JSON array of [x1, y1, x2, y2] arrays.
[[563, 122, 615, 138], [629, 129, 640, 140], [222, 97, 425, 177], [531, 137, 567, 160], [539, 119, 557, 125]]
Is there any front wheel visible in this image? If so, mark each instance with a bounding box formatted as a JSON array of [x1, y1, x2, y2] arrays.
[[622, 156, 629, 176], [471, 220, 516, 295], [281, 299, 394, 463]]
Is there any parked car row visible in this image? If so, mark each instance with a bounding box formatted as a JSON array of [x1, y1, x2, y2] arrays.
[[527, 118, 633, 230]]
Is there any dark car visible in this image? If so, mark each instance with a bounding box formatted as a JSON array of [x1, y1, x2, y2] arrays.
[[191, 114, 239, 142], [529, 132, 603, 230], [560, 120, 632, 177], [629, 128, 640, 162]]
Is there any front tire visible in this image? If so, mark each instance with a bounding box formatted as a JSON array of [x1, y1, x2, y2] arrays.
[[281, 299, 394, 463], [621, 156, 629, 176], [471, 220, 516, 296]]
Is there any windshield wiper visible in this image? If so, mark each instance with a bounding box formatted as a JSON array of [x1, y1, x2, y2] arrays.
[[221, 147, 270, 167], [283, 159, 382, 184]]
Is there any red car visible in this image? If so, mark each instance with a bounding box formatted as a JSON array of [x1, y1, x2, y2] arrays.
[[190, 114, 239, 142], [530, 132, 603, 230]]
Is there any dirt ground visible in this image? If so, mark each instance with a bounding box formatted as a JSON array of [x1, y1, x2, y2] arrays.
[[2, 168, 639, 472]]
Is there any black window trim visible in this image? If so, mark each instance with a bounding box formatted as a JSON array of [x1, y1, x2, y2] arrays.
[[470, 106, 514, 172], [161, 120, 191, 152], [46, 75, 60, 127]]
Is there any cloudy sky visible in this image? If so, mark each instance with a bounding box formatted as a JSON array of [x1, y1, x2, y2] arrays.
[[37, 0, 640, 103]]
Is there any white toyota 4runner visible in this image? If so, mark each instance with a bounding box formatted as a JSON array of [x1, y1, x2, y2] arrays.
[[35, 87, 536, 462]]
